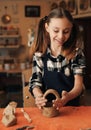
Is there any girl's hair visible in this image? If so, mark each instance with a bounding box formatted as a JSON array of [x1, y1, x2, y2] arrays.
[[30, 7, 81, 60]]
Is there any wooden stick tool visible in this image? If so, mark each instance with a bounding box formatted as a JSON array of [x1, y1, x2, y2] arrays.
[[21, 108, 32, 123]]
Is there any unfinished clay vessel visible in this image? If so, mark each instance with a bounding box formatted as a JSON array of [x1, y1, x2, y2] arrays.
[[42, 89, 60, 118]]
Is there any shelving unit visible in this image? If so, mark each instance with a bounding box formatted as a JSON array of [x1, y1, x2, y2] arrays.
[[0, 27, 22, 48], [71, 0, 91, 19], [52, 0, 91, 19], [0, 36, 21, 48]]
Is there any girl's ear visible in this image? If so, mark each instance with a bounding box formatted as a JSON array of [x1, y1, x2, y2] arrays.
[[45, 23, 49, 33]]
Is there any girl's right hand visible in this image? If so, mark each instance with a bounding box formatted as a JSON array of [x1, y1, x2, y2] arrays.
[[35, 94, 47, 109], [53, 90, 69, 109]]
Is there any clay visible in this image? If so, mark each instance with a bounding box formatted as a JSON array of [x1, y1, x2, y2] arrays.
[[1, 114, 17, 127], [42, 89, 60, 117], [21, 108, 32, 123], [1, 101, 17, 127]]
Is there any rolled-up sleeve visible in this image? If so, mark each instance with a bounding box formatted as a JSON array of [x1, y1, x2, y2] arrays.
[[29, 53, 43, 94]]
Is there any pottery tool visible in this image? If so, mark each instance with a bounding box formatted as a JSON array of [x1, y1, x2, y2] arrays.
[[21, 108, 32, 123]]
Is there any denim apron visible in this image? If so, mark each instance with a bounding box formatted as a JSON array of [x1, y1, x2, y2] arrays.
[[42, 56, 80, 106]]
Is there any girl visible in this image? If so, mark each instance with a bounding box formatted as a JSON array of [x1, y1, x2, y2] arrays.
[[29, 7, 86, 109]]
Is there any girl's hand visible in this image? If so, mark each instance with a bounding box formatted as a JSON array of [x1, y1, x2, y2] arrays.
[[35, 94, 47, 109], [53, 90, 69, 109]]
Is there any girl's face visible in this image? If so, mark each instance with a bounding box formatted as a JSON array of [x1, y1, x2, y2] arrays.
[[45, 17, 73, 48]]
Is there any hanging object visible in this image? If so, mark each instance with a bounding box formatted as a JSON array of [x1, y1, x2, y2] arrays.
[[59, 0, 67, 9], [27, 28, 35, 47], [50, 2, 58, 10], [1, 6, 11, 24]]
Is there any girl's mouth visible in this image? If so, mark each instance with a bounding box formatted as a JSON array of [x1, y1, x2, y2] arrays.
[[56, 39, 64, 45]]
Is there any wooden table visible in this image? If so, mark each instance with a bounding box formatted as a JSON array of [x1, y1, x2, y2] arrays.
[[0, 106, 91, 130]]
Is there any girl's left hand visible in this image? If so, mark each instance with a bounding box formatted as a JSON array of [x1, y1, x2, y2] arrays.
[[53, 90, 69, 109]]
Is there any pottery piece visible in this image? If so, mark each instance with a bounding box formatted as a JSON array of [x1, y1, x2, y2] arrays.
[[42, 89, 60, 118]]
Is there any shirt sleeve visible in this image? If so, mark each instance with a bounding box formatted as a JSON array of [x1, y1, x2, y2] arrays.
[[29, 53, 44, 94], [71, 49, 86, 75]]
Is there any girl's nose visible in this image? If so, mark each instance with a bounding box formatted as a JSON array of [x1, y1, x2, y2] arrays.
[[58, 32, 64, 39]]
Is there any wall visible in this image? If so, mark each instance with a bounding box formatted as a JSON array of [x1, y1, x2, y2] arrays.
[[0, 0, 50, 46]]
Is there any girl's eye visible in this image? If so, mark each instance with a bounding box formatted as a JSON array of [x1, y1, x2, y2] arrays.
[[53, 30, 59, 33], [53, 28, 72, 34], [63, 29, 71, 34]]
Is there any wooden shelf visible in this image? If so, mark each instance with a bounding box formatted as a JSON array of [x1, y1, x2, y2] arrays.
[[0, 45, 20, 48], [0, 34, 21, 48], [0, 34, 21, 38], [73, 13, 91, 19]]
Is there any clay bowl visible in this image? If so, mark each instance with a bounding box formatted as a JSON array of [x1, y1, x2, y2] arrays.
[[42, 89, 60, 118]]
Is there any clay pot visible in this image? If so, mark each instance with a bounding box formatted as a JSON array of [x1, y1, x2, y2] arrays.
[[42, 89, 60, 118]]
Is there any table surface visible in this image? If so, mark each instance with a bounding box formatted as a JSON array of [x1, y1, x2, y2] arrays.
[[0, 106, 91, 130]]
